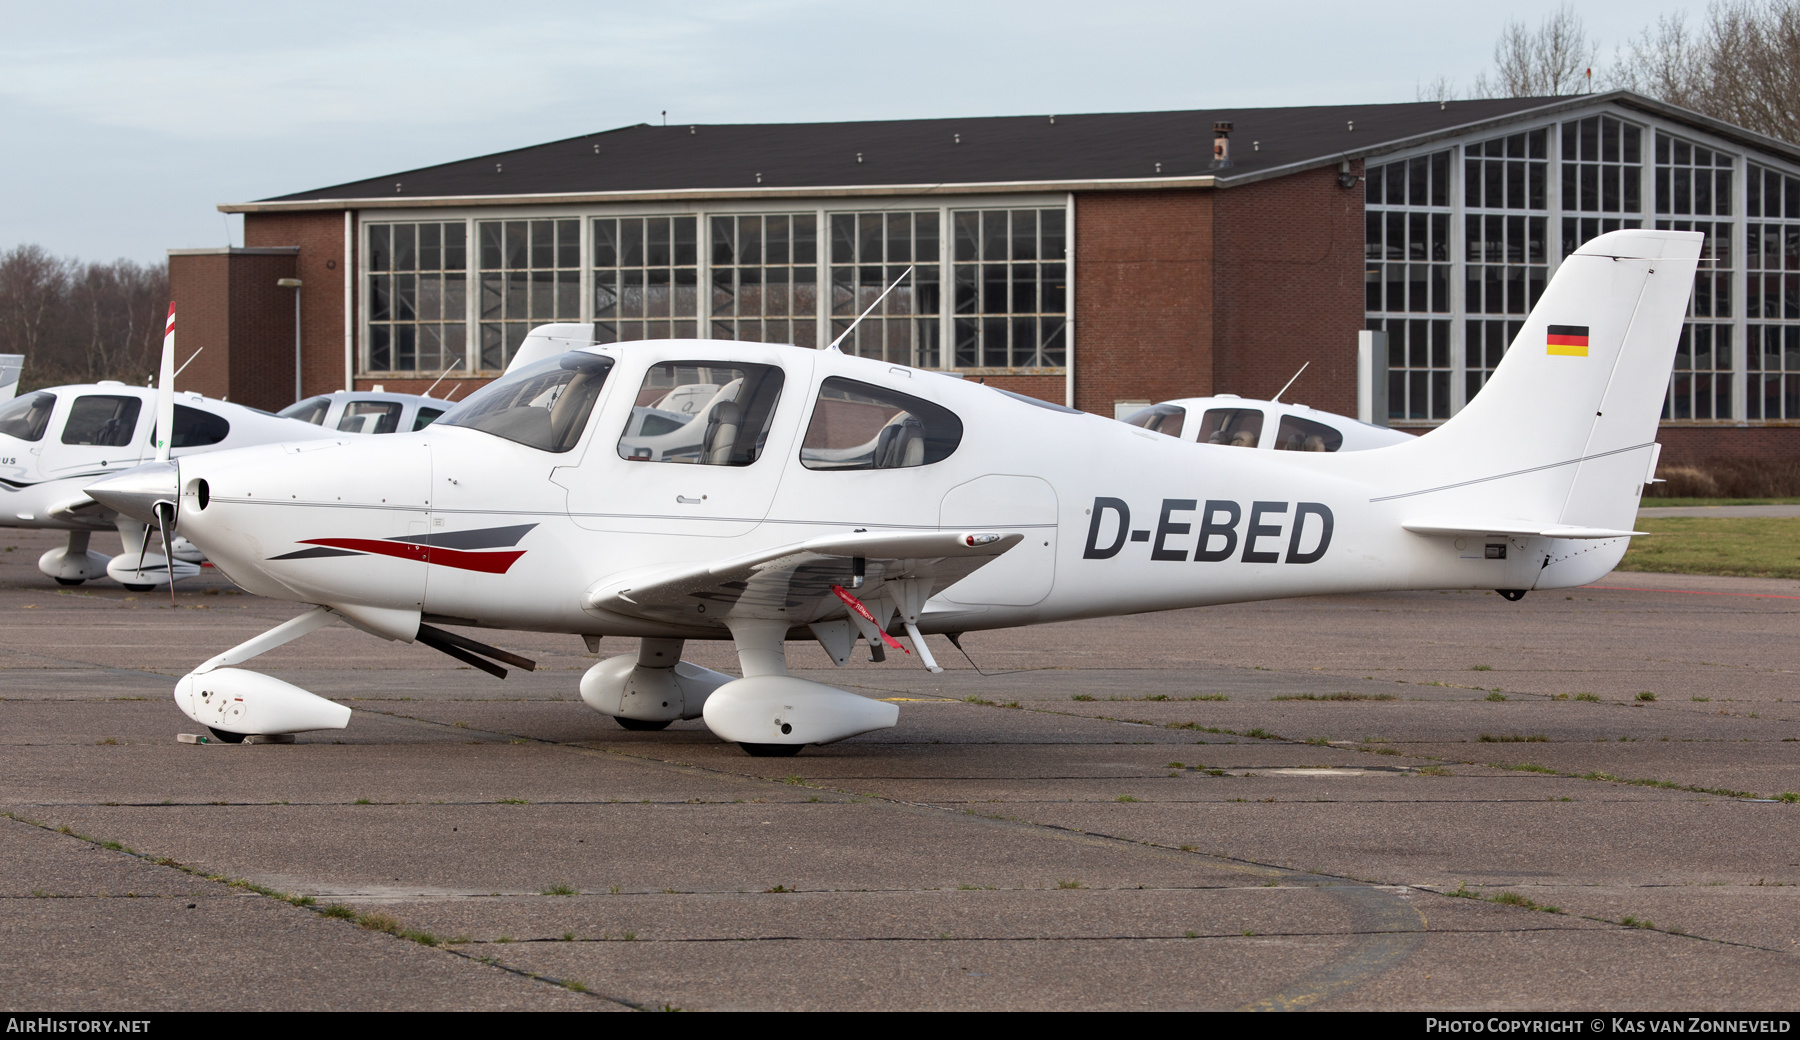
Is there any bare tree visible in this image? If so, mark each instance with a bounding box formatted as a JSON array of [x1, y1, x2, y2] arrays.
[[1613, 1, 1800, 144], [1473, 4, 1600, 98], [0, 245, 166, 390]]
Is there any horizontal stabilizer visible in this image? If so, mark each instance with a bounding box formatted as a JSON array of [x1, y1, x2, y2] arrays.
[[1402, 517, 1645, 539]]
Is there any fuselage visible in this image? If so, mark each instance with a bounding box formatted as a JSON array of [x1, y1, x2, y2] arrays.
[[166, 339, 1627, 642]]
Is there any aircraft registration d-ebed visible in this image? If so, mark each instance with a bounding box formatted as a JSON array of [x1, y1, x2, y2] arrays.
[[89, 229, 1699, 756]]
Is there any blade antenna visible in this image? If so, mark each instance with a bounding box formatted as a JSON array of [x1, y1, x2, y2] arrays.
[[1271, 361, 1309, 404], [172, 347, 203, 380], [826, 265, 913, 352], [154, 304, 176, 463], [422, 358, 464, 399]]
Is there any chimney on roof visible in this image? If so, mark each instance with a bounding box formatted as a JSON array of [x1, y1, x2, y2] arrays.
[[1210, 121, 1234, 169]]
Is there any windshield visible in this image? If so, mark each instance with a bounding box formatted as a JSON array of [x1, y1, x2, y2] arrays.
[[0, 391, 56, 442], [438, 351, 614, 452], [1123, 404, 1184, 438], [278, 397, 332, 425]]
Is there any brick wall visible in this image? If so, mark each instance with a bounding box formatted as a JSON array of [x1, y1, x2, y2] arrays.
[[167, 254, 232, 401], [245, 212, 352, 398], [1071, 190, 1214, 415], [1656, 425, 1800, 465], [1211, 164, 1366, 415], [167, 249, 296, 410]]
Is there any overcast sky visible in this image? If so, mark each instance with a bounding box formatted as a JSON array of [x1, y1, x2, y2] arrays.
[[0, 0, 1716, 263]]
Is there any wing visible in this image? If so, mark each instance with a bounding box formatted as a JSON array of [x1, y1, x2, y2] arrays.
[[1402, 516, 1644, 539], [585, 529, 1023, 628]]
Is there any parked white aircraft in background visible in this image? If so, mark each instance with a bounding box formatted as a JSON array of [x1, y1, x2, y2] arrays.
[[278, 389, 450, 436], [91, 230, 1698, 755], [1122, 396, 1415, 452], [0, 355, 23, 404]]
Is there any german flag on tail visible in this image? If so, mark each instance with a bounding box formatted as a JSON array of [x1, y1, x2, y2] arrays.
[[1546, 324, 1590, 356]]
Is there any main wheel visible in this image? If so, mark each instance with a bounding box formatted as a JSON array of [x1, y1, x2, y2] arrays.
[[205, 727, 246, 744], [613, 717, 672, 731], [53, 577, 84, 586], [739, 742, 804, 757], [120, 583, 155, 593]]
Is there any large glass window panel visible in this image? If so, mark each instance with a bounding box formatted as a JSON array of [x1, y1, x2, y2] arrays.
[[712, 213, 819, 348], [471, 217, 583, 371], [947, 208, 1066, 370], [825, 210, 944, 367], [1745, 164, 1800, 419], [1367, 148, 1458, 420], [592, 216, 698, 345], [366, 221, 468, 376]]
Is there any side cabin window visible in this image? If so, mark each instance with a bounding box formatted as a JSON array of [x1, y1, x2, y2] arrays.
[[148, 404, 233, 449], [413, 406, 445, 431], [1123, 403, 1184, 438], [277, 397, 332, 425], [801, 377, 962, 470], [1274, 414, 1343, 452], [617, 361, 785, 466], [337, 400, 403, 435], [62, 395, 142, 447], [0, 391, 56, 442], [1197, 407, 1263, 448], [437, 351, 614, 453]]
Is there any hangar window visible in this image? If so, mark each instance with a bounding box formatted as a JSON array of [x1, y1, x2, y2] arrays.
[[832, 212, 942, 366], [952, 208, 1066, 370], [481, 218, 583, 369], [368, 222, 468, 375], [1746, 164, 1800, 420], [593, 216, 699, 345], [1123, 404, 1184, 438], [709, 213, 819, 349], [1366, 148, 1456, 422], [1197, 408, 1262, 448], [1656, 134, 1736, 421], [0, 391, 56, 442], [1462, 130, 1549, 406], [1560, 116, 1644, 256], [62, 395, 141, 447], [800, 377, 961, 470], [618, 361, 785, 466]]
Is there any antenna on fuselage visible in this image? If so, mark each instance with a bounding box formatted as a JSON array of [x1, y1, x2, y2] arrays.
[[172, 347, 203, 381], [422, 358, 464, 399], [826, 266, 913, 352], [1271, 361, 1309, 404]]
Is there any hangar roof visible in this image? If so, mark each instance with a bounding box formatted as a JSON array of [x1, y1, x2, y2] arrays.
[[227, 91, 1800, 212]]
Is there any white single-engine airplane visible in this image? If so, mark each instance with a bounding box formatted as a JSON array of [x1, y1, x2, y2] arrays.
[[90, 230, 1697, 755]]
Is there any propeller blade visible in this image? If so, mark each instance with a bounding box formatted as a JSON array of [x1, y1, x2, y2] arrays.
[[154, 304, 176, 463], [132, 521, 151, 578], [156, 501, 176, 605]]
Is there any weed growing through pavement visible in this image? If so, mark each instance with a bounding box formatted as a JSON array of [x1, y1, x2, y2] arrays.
[[1479, 733, 1548, 743], [496, 797, 529, 804], [1637, 691, 1658, 702], [321, 904, 356, 919], [1780, 792, 1800, 803], [542, 883, 578, 896], [1485, 692, 1507, 702], [1471, 665, 1493, 672], [1272, 693, 1396, 701], [353, 798, 372, 805], [1693, 696, 1711, 702], [1116, 795, 1140, 802], [765, 884, 793, 893], [1057, 879, 1085, 889], [1071, 694, 1094, 701]]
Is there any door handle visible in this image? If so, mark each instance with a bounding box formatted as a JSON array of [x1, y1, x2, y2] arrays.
[[676, 495, 707, 505]]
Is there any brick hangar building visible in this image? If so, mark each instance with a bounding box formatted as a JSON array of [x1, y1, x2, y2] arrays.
[[174, 91, 1800, 464]]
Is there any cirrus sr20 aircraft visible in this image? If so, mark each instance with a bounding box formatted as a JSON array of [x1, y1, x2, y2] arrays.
[[90, 230, 1697, 756]]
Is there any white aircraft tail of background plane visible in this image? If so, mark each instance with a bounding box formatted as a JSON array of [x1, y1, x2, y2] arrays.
[[89, 229, 1702, 754]]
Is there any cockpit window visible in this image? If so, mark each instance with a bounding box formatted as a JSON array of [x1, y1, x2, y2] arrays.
[[801, 377, 962, 470], [0, 391, 55, 442], [149, 405, 232, 449], [1124, 403, 1184, 438], [438, 351, 614, 452], [413, 407, 444, 431], [62, 395, 142, 447], [337, 400, 403, 435], [1198, 407, 1263, 448], [278, 397, 332, 425], [617, 362, 785, 466], [1275, 413, 1343, 452]]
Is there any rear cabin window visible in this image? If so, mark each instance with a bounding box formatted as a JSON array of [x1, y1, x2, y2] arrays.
[[337, 401, 403, 435], [617, 362, 785, 466], [1123, 403, 1184, 438], [1197, 407, 1263, 448], [62, 395, 141, 447], [149, 405, 232, 449], [413, 407, 445, 431], [1274, 414, 1344, 452], [801, 377, 962, 470], [0, 391, 56, 442], [277, 397, 332, 425]]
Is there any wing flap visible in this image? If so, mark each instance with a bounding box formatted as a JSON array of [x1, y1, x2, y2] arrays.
[[587, 530, 1023, 625]]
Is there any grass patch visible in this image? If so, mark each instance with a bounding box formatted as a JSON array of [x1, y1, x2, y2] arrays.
[[1617, 516, 1800, 579], [1166, 722, 1233, 734], [1271, 693, 1397, 702], [1636, 691, 1658, 702], [1639, 495, 1800, 507], [1485, 692, 1507, 702], [1779, 792, 1799, 803], [1501, 762, 1558, 774], [1070, 694, 1094, 701], [1243, 728, 1280, 740], [1416, 765, 1453, 776], [764, 884, 793, 893], [1115, 795, 1140, 803], [542, 883, 578, 896], [1470, 664, 1493, 672], [1574, 693, 1601, 702], [1056, 879, 1085, 889], [1478, 733, 1548, 742], [321, 903, 356, 919], [496, 797, 530, 804], [1619, 914, 1656, 929]]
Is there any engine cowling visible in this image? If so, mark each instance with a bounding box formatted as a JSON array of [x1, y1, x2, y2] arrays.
[[174, 668, 352, 735], [701, 676, 898, 747], [579, 656, 734, 723]]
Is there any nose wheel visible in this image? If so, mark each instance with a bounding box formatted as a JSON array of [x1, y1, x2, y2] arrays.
[[205, 727, 247, 744], [739, 742, 805, 757]]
